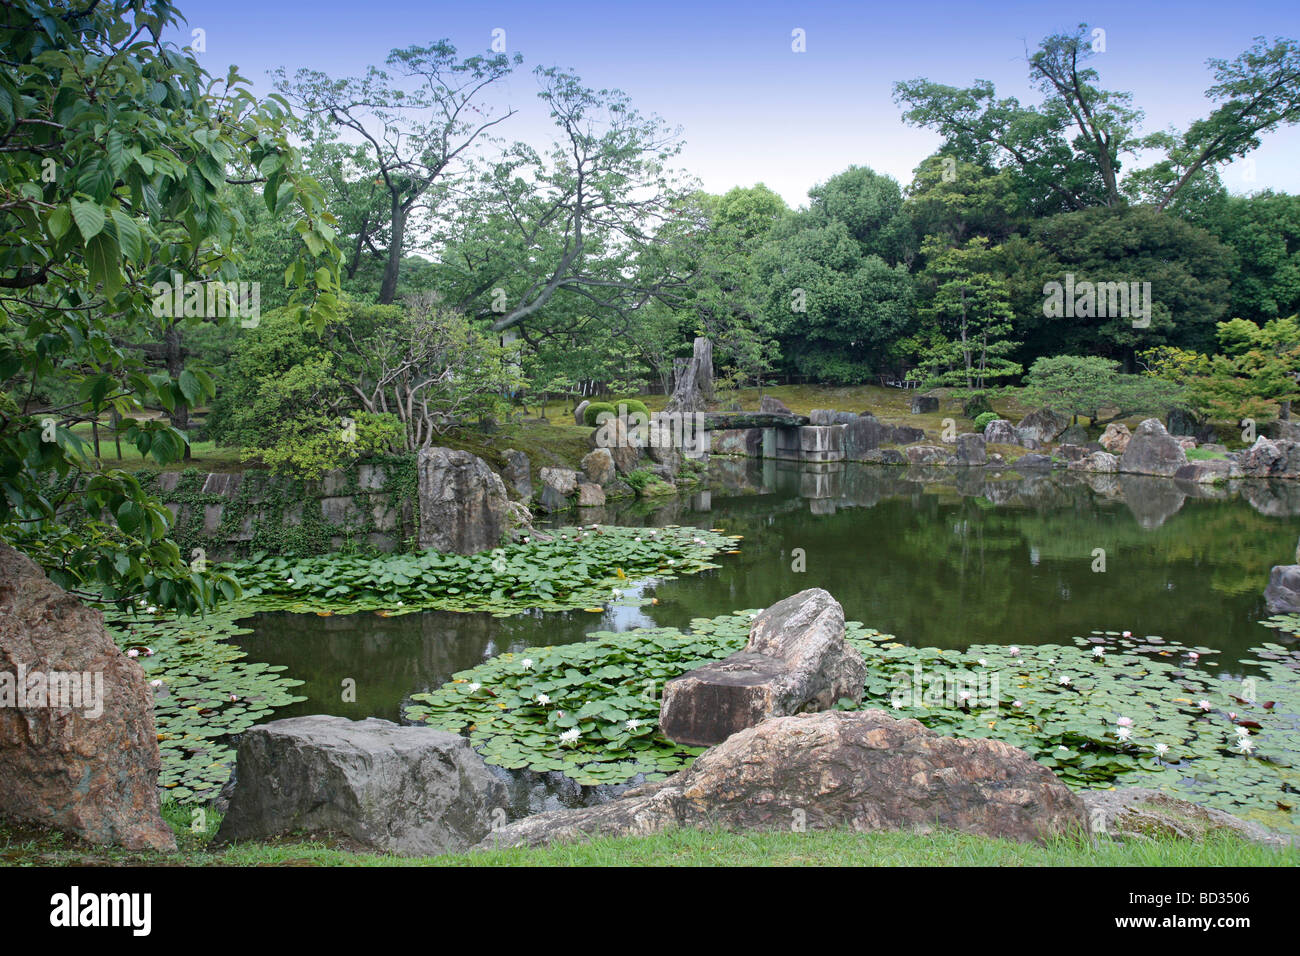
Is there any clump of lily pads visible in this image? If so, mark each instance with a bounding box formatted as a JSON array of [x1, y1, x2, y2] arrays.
[[226, 525, 735, 617], [104, 606, 307, 804], [405, 614, 1300, 833]]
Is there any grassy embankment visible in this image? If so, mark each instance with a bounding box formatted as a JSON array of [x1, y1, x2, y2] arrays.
[[2, 809, 1293, 867]]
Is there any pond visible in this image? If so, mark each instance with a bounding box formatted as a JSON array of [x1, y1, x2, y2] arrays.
[[236, 459, 1300, 724]]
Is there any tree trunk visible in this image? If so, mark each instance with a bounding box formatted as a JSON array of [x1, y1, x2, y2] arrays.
[[378, 200, 405, 305], [163, 325, 191, 461]]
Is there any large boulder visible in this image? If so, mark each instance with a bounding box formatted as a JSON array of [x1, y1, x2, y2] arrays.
[[479, 710, 1087, 849], [759, 394, 793, 415], [592, 416, 642, 475], [537, 466, 579, 512], [983, 419, 1019, 445], [905, 444, 952, 465], [500, 448, 532, 500], [1118, 418, 1188, 477], [955, 433, 986, 465], [1068, 451, 1119, 474], [580, 447, 615, 485], [215, 716, 504, 856], [1236, 437, 1300, 478], [910, 393, 940, 414], [0, 546, 174, 851], [1016, 408, 1069, 444], [659, 589, 865, 747], [1264, 565, 1300, 613], [1098, 422, 1131, 454], [417, 447, 509, 553], [573, 400, 590, 426]]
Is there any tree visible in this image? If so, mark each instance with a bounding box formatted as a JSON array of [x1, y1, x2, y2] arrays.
[[915, 238, 1021, 390], [276, 41, 520, 303], [1018, 355, 1184, 425], [1197, 191, 1300, 322], [0, 0, 339, 610], [895, 26, 1300, 213], [1140, 316, 1300, 423], [442, 68, 691, 335], [805, 166, 914, 266]]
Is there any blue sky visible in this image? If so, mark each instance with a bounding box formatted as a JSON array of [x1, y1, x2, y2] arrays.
[[173, 0, 1300, 206]]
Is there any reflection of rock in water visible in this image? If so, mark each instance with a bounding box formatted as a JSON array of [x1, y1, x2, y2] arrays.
[[1242, 480, 1300, 517], [1119, 475, 1188, 529]]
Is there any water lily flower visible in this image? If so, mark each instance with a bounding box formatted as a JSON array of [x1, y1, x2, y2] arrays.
[[1117, 716, 1132, 726], [559, 728, 580, 744], [958, 690, 972, 702], [1093, 647, 1105, 658], [977, 659, 987, 667], [1236, 736, 1256, 755], [890, 699, 904, 709], [467, 682, 481, 693], [522, 536, 530, 543], [1117, 726, 1132, 742], [520, 658, 534, 670], [1235, 725, 1250, 737], [1008, 646, 1020, 657], [146, 605, 158, 614], [127, 648, 139, 658], [1153, 742, 1169, 757], [612, 589, 622, 598], [1187, 651, 1199, 661], [625, 719, 641, 731], [1013, 700, 1023, 708], [149, 679, 163, 688], [1057, 674, 1072, 686], [229, 694, 239, 702], [536, 694, 550, 705], [1122, 631, 1132, 638], [1198, 700, 1212, 711]]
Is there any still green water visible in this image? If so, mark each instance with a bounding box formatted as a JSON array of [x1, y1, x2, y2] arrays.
[[236, 460, 1300, 722]]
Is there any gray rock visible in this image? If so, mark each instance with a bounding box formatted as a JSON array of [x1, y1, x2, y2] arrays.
[[955, 433, 986, 465], [575, 482, 606, 507], [1236, 437, 1300, 478], [1174, 459, 1238, 483], [1263, 419, 1300, 442], [215, 716, 505, 856], [1014, 454, 1054, 471], [1057, 443, 1090, 462], [537, 466, 580, 513], [759, 394, 793, 415], [480, 710, 1086, 850], [1068, 451, 1119, 474], [500, 449, 531, 500], [573, 400, 591, 426], [905, 444, 952, 465], [417, 447, 509, 554], [580, 448, 615, 485], [592, 416, 642, 475], [984, 419, 1019, 445], [1016, 408, 1070, 444], [659, 589, 865, 747], [1059, 424, 1089, 444], [910, 394, 940, 414], [1081, 788, 1291, 848], [1264, 564, 1300, 613], [1118, 418, 1189, 477]]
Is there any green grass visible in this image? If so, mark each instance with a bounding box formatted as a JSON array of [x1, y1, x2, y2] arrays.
[[2, 812, 1291, 867], [1186, 447, 1230, 461]]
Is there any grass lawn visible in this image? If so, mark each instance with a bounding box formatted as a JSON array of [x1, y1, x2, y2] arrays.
[[2, 812, 1292, 867]]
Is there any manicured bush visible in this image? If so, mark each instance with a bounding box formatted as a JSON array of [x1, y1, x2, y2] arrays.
[[583, 398, 649, 425], [962, 392, 994, 419], [583, 402, 617, 426], [973, 411, 999, 431]]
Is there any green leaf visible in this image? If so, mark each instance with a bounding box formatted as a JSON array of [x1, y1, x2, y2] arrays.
[[70, 199, 105, 242]]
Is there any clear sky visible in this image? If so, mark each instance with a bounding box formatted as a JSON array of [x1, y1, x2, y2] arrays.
[[172, 0, 1300, 207]]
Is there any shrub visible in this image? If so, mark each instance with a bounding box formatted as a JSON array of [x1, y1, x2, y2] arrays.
[[973, 411, 999, 431], [962, 392, 994, 419], [583, 399, 649, 426], [583, 402, 617, 426]]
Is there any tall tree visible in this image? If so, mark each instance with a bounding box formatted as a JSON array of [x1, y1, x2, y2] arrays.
[[276, 41, 520, 303]]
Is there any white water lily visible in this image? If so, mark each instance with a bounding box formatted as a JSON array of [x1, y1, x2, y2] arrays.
[[624, 719, 641, 731], [1198, 700, 1212, 711], [611, 589, 622, 598], [1092, 646, 1105, 658], [1013, 700, 1023, 708], [536, 693, 550, 705], [1057, 674, 1071, 686], [467, 682, 481, 693], [1008, 646, 1020, 657], [1122, 630, 1132, 638], [1117, 726, 1132, 741], [1153, 742, 1169, 756], [520, 658, 534, 670], [127, 648, 139, 658], [559, 728, 580, 744], [1236, 736, 1256, 754], [1117, 716, 1132, 726], [891, 699, 904, 709], [1187, 651, 1200, 661], [146, 605, 158, 614], [977, 659, 987, 667], [149, 679, 163, 688], [1235, 725, 1251, 737]]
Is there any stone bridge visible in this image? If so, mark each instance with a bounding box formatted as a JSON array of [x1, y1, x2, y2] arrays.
[[703, 411, 847, 463]]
